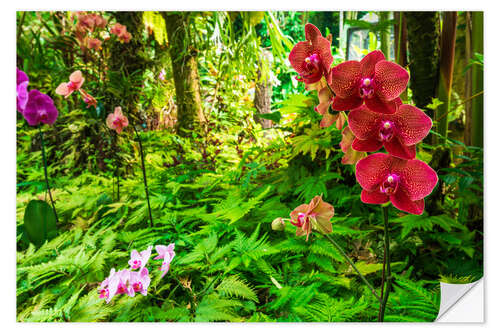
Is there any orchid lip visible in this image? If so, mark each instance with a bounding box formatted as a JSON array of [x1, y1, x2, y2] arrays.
[[359, 77, 375, 99], [378, 120, 395, 142], [379, 173, 400, 195]]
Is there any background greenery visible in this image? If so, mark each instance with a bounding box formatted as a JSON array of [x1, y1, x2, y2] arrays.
[[16, 11, 483, 322]]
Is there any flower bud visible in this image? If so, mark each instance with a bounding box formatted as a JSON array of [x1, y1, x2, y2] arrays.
[[271, 217, 285, 231]]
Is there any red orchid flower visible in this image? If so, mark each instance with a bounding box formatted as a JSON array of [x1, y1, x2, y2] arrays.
[[348, 104, 432, 160], [315, 86, 346, 130], [289, 23, 333, 86], [290, 195, 335, 241], [340, 126, 367, 165], [355, 153, 438, 215], [330, 50, 409, 114]]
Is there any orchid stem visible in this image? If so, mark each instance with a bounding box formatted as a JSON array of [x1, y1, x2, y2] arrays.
[[322, 232, 382, 304], [133, 126, 153, 228], [115, 158, 120, 201], [39, 126, 59, 225], [378, 205, 391, 322]]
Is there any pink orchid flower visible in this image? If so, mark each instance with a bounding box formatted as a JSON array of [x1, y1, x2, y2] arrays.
[[330, 50, 409, 114], [290, 195, 334, 241], [110, 23, 132, 43], [127, 267, 151, 297], [105, 269, 131, 303], [55, 70, 85, 98], [340, 126, 367, 165], [289, 23, 333, 86], [355, 153, 438, 215], [87, 38, 102, 50], [106, 106, 129, 134], [348, 104, 432, 160], [154, 244, 175, 278], [98, 268, 116, 302], [79, 89, 97, 109], [315, 86, 345, 129], [159, 69, 166, 81], [128, 245, 152, 270]]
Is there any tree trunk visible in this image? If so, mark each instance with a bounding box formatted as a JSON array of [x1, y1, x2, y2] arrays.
[[394, 12, 408, 101], [109, 12, 149, 115], [435, 12, 457, 144], [406, 12, 440, 117], [164, 12, 206, 137], [254, 50, 273, 129], [394, 12, 408, 68], [464, 12, 473, 146], [471, 12, 483, 148]]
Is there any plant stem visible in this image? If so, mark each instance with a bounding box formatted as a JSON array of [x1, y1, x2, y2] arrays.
[[114, 133, 120, 201], [378, 205, 391, 322], [39, 126, 59, 225], [115, 159, 120, 201], [133, 126, 153, 228], [378, 234, 387, 321], [323, 232, 382, 303]]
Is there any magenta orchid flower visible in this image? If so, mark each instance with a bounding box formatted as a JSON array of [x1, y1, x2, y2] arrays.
[[340, 126, 367, 165], [17, 68, 29, 113], [22, 90, 59, 126], [355, 153, 438, 215], [55, 70, 85, 98], [127, 267, 151, 297], [128, 245, 152, 270], [106, 106, 129, 134], [289, 23, 333, 86], [330, 50, 409, 114], [290, 196, 335, 241], [348, 104, 432, 160], [154, 243, 175, 278]]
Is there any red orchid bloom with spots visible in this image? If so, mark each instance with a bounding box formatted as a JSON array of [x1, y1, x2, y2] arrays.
[[289, 23, 333, 87], [348, 104, 432, 160], [330, 50, 409, 114], [290, 195, 335, 241], [355, 153, 438, 215]]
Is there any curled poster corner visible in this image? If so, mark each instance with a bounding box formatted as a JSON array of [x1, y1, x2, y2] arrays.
[[435, 278, 484, 322]]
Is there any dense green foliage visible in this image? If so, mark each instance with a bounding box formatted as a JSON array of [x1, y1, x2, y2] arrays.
[[16, 11, 483, 322]]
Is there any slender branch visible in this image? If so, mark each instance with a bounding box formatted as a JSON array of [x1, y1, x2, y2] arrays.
[[378, 205, 391, 322], [435, 90, 484, 123], [133, 126, 153, 228], [322, 232, 382, 303], [39, 126, 59, 225]]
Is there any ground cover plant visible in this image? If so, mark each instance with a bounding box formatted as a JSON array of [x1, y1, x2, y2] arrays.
[[16, 11, 483, 322]]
